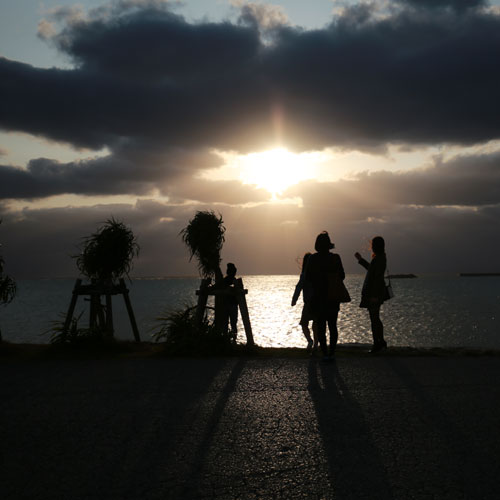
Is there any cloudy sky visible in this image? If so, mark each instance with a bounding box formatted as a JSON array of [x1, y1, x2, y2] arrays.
[[1, 0, 500, 278]]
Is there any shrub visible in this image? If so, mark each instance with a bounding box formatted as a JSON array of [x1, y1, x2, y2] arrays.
[[0, 220, 16, 306], [152, 305, 234, 355], [0, 221, 16, 340], [0, 271, 16, 306], [46, 311, 106, 345]]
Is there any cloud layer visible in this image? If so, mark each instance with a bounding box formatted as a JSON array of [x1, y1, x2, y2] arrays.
[[2, 0, 500, 155], [1, 0, 500, 276]]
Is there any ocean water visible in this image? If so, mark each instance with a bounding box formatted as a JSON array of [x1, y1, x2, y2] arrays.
[[1, 275, 499, 349]]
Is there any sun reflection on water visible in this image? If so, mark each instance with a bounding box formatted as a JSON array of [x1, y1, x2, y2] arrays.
[[239, 275, 373, 348]]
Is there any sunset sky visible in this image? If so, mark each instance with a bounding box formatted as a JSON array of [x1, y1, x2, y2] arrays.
[[1, 0, 500, 278]]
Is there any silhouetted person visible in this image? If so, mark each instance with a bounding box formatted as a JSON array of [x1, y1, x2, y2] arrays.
[[305, 232, 345, 360], [223, 262, 238, 339], [291, 252, 318, 351], [355, 236, 388, 353]]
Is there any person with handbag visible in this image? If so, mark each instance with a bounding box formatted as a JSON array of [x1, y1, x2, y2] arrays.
[[305, 231, 347, 360], [355, 236, 388, 353]]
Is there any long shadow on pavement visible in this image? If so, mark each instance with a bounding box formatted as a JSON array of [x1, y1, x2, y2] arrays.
[[0, 359, 230, 500], [176, 358, 247, 498], [308, 358, 394, 500], [385, 357, 500, 498]]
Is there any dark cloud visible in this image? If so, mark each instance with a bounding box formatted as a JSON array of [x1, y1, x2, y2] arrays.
[[54, 8, 260, 81], [0, 144, 226, 199], [2, 195, 499, 277], [0, 151, 270, 203], [395, 0, 487, 12], [284, 151, 500, 211], [1, 0, 499, 160]]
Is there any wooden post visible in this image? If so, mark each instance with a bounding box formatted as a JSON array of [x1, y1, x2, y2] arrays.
[[120, 278, 141, 342], [195, 278, 254, 346], [62, 278, 82, 338], [195, 279, 210, 326], [89, 293, 98, 330], [96, 295, 106, 330], [105, 294, 114, 338], [214, 294, 225, 332], [62, 279, 139, 342], [236, 290, 254, 346]]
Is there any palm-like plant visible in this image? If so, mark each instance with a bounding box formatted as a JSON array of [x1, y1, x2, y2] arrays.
[[180, 211, 226, 283], [76, 218, 139, 282], [0, 220, 16, 306], [0, 221, 16, 341], [0, 256, 16, 305]]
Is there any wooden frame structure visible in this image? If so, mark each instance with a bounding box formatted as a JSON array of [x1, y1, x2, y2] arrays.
[[62, 278, 140, 342], [195, 278, 254, 346]]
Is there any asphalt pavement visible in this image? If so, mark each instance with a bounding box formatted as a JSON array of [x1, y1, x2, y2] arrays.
[[2, 354, 500, 499]]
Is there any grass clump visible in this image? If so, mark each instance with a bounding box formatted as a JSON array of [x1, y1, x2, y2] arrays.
[[46, 311, 110, 346], [1, 220, 17, 341], [0, 219, 16, 306], [152, 305, 234, 355]]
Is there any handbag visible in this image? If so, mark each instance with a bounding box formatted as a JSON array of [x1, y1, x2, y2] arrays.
[[327, 273, 351, 303], [384, 270, 394, 301]]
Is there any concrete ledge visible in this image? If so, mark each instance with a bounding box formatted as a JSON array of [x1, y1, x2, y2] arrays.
[[2, 340, 500, 361]]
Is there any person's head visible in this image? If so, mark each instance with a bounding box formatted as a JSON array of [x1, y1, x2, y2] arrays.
[[302, 252, 312, 271], [371, 236, 385, 256], [226, 262, 237, 277], [314, 231, 335, 253]]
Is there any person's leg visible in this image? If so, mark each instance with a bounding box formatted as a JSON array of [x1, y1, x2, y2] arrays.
[[300, 306, 313, 347], [368, 306, 385, 347], [327, 308, 339, 356], [303, 324, 313, 351], [316, 318, 327, 357], [222, 300, 229, 335], [301, 323, 313, 342], [229, 304, 238, 332], [312, 321, 318, 349]]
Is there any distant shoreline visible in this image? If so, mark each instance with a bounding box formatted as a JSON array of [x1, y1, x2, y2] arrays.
[[459, 273, 500, 277], [388, 273, 417, 279], [2, 341, 500, 361]]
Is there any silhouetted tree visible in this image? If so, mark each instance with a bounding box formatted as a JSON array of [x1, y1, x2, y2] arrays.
[[76, 218, 139, 282], [180, 211, 227, 332], [56, 218, 142, 343], [180, 211, 225, 284]]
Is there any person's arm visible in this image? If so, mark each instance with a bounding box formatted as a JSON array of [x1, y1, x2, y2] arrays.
[[291, 275, 303, 306], [355, 252, 370, 270]]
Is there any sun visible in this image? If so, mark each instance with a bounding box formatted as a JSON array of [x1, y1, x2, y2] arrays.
[[239, 148, 316, 197]]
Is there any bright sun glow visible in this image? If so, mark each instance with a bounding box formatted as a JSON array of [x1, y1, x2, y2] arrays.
[[239, 148, 316, 196]]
